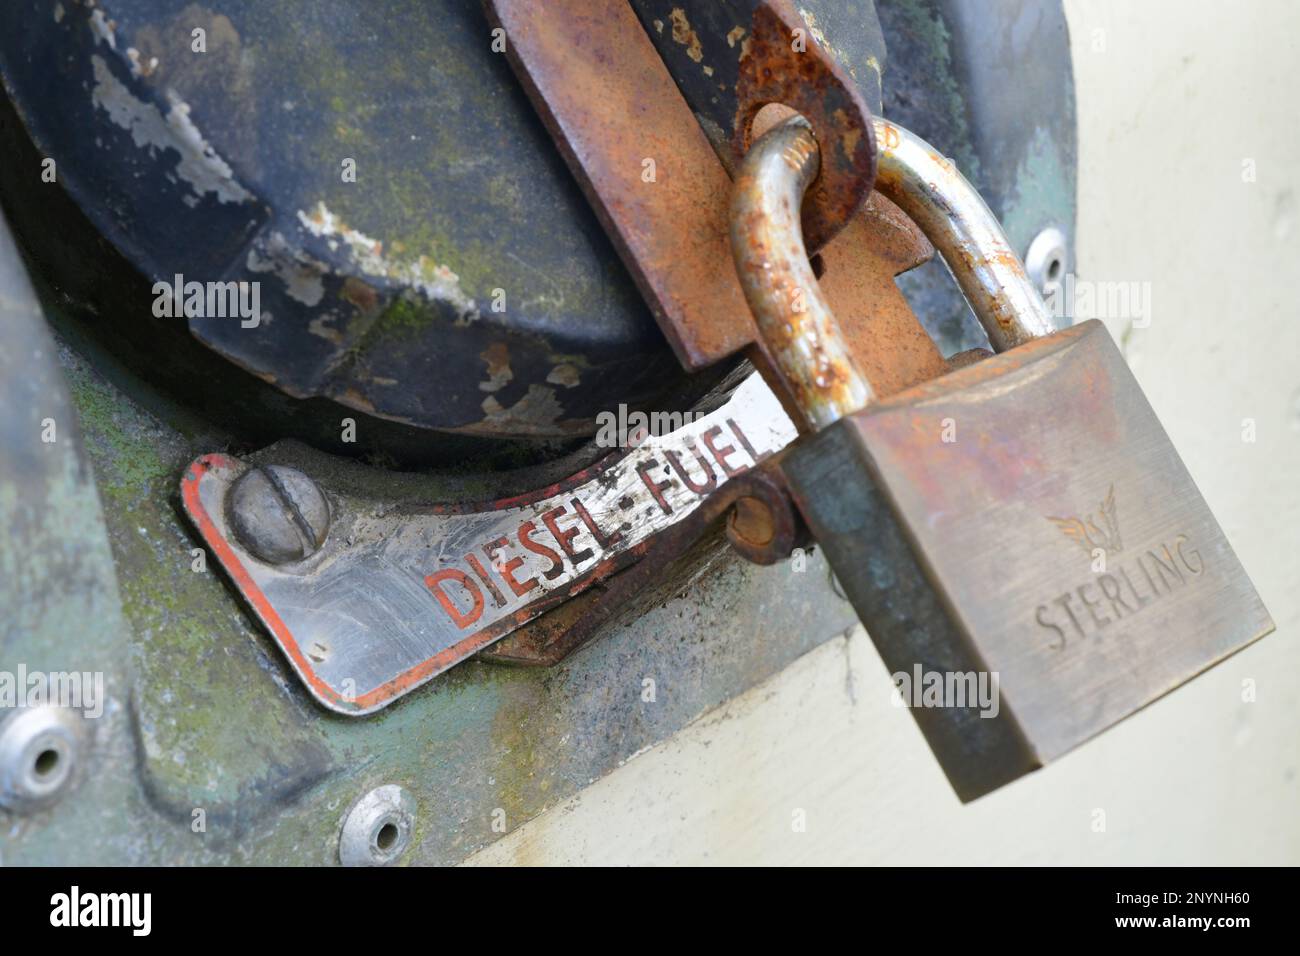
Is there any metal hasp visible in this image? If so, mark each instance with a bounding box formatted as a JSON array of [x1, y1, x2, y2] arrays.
[[485, 0, 757, 369], [730, 1, 877, 253], [739, 120, 1274, 800], [484, 0, 949, 402]]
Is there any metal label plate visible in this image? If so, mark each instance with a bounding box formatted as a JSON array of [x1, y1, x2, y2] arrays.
[[182, 374, 796, 714]]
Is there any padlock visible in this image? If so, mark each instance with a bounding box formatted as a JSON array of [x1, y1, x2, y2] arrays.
[[730, 117, 1275, 801]]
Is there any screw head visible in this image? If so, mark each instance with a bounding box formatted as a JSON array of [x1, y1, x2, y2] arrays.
[[339, 785, 416, 866], [1024, 226, 1069, 302], [226, 465, 330, 565], [0, 706, 84, 813]]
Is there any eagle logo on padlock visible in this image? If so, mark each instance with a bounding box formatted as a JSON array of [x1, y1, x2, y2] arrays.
[[1047, 484, 1123, 557]]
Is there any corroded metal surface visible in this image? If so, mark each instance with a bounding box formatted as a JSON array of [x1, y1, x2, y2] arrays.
[[732, 115, 1055, 439], [631, 0, 888, 123], [731, 119, 872, 432], [485, 0, 756, 370], [815, 193, 949, 396], [486, 0, 935, 394], [784, 321, 1275, 800], [731, 1, 877, 253], [14, 325, 858, 864], [182, 374, 797, 713]]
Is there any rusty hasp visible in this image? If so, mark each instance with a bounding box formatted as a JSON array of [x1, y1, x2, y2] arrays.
[[484, 0, 756, 370], [182, 373, 799, 713], [732, 0, 877, 254], [484, 0, 897, 384]]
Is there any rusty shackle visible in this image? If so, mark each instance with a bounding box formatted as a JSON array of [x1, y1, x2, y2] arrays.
[[730, 116, 1056, 431]]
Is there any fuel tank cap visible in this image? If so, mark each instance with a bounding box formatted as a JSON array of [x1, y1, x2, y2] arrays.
[[0, 0, 684, 438]]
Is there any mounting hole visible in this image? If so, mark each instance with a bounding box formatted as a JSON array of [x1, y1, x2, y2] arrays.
[[0, 708, 83, 812], [750, 102, 805, 144], [33, 748, 60, 778], [375, 822, 399, 852], [340, 785, 416, 866], [1024, 226, 1070, 306]]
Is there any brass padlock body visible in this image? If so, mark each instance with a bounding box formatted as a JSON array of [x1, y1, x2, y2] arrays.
[[784, 320, 1273, 801]]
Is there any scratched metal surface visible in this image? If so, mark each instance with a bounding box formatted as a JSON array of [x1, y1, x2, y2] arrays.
[[183, 375, 797, 714]]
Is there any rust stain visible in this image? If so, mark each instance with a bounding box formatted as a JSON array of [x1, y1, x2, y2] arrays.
[[732, 1, 876, 253], [485, 0, 755, 369], [340, 276, 380, 313], [479, 342, 513, 393], [487, 0, 944, 419], [668, 7, 704, 63]]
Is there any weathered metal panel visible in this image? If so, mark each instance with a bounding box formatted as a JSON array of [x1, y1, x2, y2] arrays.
[[0, 0, 683, 436]]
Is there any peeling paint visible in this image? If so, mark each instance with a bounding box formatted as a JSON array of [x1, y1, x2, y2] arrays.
[[89, 8, 116, 50], [478, 342, 513, 393], [546, 363, 580, 388], [307, 315, 346, 346], [726, 25, 746, 49], [125, 47, 159, 78], [297, 201, 476, 321], [246, 230, 327, 307], [88, 55, 254, 205], [480, 384, 564, 432], [669, 8, 703, 63], [799, 8, 858, 82]]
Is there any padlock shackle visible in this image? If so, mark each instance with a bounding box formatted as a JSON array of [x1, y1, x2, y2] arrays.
[[730, 117, 1056, 430], [730, 119, 875, 431], [871, 118, 1056, 351]]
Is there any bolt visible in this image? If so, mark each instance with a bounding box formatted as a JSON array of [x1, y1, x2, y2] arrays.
[[0, 706, 84, 813], [226, 465, 330, 565], [1024, 226, 1069, 306], [339, 785, 415, 866], [728, 495, 776, 549]]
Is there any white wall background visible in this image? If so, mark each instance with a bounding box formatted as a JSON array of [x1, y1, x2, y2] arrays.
[[466, 0, 1300, 865]]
